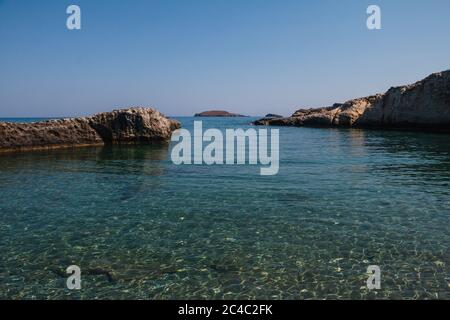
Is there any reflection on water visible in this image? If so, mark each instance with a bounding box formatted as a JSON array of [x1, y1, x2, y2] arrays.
[[0, 118, 449, 299]]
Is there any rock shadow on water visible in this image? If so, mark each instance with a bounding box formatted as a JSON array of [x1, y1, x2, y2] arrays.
[[95, 145, 171, 201], [363, 130, 450, 177], [0, 144, 172, 202]]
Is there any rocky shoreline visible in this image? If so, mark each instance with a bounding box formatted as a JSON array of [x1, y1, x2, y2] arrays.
[[254, 70, 450, 132], [0, 107, 180, 153]]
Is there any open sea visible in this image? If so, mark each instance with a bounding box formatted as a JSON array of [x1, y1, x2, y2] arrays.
[[0, 117, 448, 299]]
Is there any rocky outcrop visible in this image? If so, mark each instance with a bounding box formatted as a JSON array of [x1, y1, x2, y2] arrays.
[[254, 70, 450, 132], [87, 108, 180, 143], [194, 110, 247, 117], [0, 107, 180, 153]]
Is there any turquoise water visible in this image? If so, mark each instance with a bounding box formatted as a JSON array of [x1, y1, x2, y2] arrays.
[[0, 117, 448, 299]]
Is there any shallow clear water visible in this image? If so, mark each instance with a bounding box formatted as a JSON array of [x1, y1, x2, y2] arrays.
[[0, 117, 448, 299]]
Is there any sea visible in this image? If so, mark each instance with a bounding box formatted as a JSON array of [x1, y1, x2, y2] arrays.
[[0, 117, 448, 299]]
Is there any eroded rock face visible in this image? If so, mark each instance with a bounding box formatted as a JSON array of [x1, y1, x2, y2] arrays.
[[88, 108, 180, 143], [0, 107, 180, 153], [254, 70, 450, 132]]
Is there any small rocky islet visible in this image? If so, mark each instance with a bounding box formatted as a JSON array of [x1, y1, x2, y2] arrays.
[[0, 107, 180, 153], [194, 110, 247, 117], [254, 70, 450, 133]]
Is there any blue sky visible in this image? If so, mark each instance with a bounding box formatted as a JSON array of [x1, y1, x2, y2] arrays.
[[0, 0, 449, 117]]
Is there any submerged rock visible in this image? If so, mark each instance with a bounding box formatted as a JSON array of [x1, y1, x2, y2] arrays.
[[0, 107, 180, 153], [254, 70, 450, 132]]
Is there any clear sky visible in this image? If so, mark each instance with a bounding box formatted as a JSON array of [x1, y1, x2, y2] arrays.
[[0, 0, 449, 117]]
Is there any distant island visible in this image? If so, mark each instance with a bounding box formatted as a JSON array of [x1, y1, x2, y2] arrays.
[[265, 113, 283, 118], [194, 110, 247, 117]]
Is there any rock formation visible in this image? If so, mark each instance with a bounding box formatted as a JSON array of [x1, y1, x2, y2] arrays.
[[254, 70, 450, 132], [0, 107, 180, 153], [194, 110, 247, 117]]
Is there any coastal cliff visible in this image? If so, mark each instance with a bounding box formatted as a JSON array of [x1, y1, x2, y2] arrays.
[[254, 70, 450, 132], [0, 107, 180, 153]]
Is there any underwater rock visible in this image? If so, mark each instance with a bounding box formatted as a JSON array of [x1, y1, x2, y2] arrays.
[[49, 266, 117, 283]]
